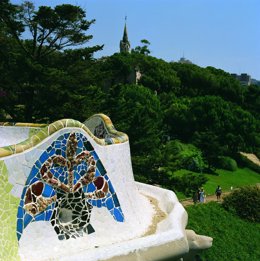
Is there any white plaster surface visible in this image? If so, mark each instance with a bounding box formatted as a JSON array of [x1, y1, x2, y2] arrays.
[[0, 126, 31, 147], [1, 126, 197, 261]]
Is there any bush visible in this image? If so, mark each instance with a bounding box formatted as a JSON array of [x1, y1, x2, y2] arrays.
[[222, 185, 260, 222], [175, 172, 208, 196], [163, 140, 206, 172], [216, 156, 237, 171]]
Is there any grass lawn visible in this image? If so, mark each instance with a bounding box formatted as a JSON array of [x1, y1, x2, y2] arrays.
[[174, 167, 260, 197], [186, 202, 260, 261], [204, 167, 260, 195]]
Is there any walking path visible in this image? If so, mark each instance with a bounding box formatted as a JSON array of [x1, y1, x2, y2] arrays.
[[180, 192, 230, 207]]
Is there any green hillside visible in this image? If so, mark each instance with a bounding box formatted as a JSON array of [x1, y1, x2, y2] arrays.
[[0, 0, 259, 188], [186, 202, 260, 261]]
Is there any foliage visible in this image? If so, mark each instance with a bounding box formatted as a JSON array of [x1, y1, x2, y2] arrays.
[[171, 63, 245, 104], [162, 140, 206, 172], [103, 84, 162, 156], [222, 185, 260, 222], [174, 172, 208, 196], [1, 1, 98, 61], [0, 0, 102, 122], [186, 202, 260, 261], [0, 0, 259, 191], [101, 83, 164, 183], [132, 39, 151, 55], [96, 52, 181, 93], [216, 156, 238, 171], [174, 168, 260, 196], [164, 95, 259, 167]]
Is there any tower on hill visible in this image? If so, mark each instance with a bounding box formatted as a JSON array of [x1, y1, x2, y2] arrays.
[[120, 17, 130, 53]]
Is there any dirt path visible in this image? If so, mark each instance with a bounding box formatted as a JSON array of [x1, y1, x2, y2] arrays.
[[180, 192, 231, 207], [240, 152, 260, 166]]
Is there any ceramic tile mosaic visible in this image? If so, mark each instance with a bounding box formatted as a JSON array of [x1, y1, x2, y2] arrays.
[[0, 114, 128, 158], [0, 161, 20, 261], [17, 132, 124, 241]]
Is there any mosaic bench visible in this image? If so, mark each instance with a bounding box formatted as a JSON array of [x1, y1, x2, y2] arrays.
[[0, 114, 212, 261]]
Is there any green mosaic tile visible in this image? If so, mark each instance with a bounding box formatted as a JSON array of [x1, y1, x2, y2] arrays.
[[29, 128, 42, 138], [47, 124, 58, 135], [0, 160, 20, 261], [0, 115, 129, 159]]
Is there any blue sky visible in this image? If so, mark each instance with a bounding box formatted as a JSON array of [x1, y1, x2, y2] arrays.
[[12, 0, 260, 79]]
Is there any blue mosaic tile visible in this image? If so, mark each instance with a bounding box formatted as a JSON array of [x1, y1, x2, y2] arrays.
[[45, 209, 53, 221], [24, 213, 33, 228], [91, 200, 97, 207], [84, 141, 94, 151], [114, 208, 124, 222], [54, 142, 61, 149], [97, 199, 102, 208], [77, 139, 83, 149], [109, 209, 114, 216], [96, 159, 106, 176], [39, 151, 49, 164], [106, 198, 114, 210], [17, 131, 124, 242], [17, 206, 24, 217], [17, 219, 23, 234], [34, 212, 45, 221], [35, 160, 41, 170], [95, 169, 100, 177], [108, 180, 115, 194], [57, 135, 64, 141], [55, 149, 62, 155], [91, 151, 99, 160], [48, 148, 56, 157], [17, 232, 22, 241], [25, 166, 39, 186], [64, 133, 70, 139], [86, 183, 95, 193], [42, 184, 55, 198], [112, 194, 120, 207]]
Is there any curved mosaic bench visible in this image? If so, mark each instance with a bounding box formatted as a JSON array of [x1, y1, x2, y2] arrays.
[[0, 114, 212, 261], [0, 114, 128, 158], [0, 114, 129, 260]]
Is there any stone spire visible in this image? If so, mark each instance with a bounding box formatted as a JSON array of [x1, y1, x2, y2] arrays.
[[120, 16, 130, 53]]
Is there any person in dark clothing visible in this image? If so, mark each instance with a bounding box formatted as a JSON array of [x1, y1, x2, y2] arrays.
[[215, 185, 222, 201]]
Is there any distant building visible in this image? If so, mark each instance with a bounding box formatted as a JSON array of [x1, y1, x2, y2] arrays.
[[231, 73, 251, 86], [102, 20, 141, 89], [251, 78, 260, 86], [178, 57, 192, 64], [120, 18, 131, 53]]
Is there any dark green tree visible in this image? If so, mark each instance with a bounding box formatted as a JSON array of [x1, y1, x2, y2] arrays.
[[0, 0, 102, 122], [1, 1, 97, 61], [102, 84, 163, 181], [132, 39, 151, 55], [164, 95, 259, 167]]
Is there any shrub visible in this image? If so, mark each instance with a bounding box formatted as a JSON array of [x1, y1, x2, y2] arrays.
[[163, 140, 206, 172], [222, 185, 260, 222], [175, 172, 208, 196], [217, 156, 237, 171]]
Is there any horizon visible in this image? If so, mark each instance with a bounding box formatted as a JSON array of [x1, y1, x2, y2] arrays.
[[11, 0, 260, 80]]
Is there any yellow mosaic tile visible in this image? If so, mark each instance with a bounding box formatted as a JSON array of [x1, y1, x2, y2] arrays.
[[0, 114, 129, 158], [0, 161, 20, 261]]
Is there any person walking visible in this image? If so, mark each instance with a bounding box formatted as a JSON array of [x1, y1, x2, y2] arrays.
[[192, 190, 198, 204], [199, 188, 206, 203], [215, 185, 222, 201]]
